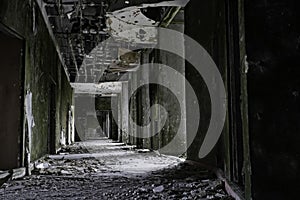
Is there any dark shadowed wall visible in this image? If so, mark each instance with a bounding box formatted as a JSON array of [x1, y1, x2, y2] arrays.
[[0, 0, 73, 163], [245, 0, 300, 199]]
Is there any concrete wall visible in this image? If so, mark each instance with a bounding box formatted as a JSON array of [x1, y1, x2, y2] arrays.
[[245, 0, 300, 199], [185, 0, 300, 199], [0, 0, 73, 163], [111, 96, 119, 141], [184, 1, 253, 198], [138, 53, 151, 149], [121, 82, 130, 144], [128, 72, 138, 145], [150, 10, 187, 156], [184, 0, 228, 165]]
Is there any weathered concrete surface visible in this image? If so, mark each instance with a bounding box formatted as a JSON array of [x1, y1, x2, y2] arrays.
[[137, 52, 151, 149], [0, 139, 233, 200], [155, 10, 187, 156], [245, 0, 300, 199], [128, 72, 138, 145], [121, 82, 130, 144], [184, 0, 228, 166], [0, 0, 74, 163]]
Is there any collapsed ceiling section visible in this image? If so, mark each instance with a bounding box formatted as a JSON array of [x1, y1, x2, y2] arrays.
[[40, 0, 189, 83]]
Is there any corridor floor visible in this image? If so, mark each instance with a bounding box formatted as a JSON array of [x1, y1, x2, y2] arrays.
[[0, 139, 234, 199]]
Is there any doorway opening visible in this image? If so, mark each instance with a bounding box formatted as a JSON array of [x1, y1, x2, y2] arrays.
[[0, 24, 24, 170]]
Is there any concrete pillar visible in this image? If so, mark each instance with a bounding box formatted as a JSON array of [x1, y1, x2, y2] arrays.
[[117, 94, 122, 142], [121, 82, 129, 144], [149, 50, 161, 151], [142, 52, 151, 149], [136, 52, 151, 149], [185, 1, 227, 164], [101, 112, 106, 138], [110, 96, 119, 141], [128, 72, 137, 145], [106, 111, 111, 139], [155, 10, 187, 156]]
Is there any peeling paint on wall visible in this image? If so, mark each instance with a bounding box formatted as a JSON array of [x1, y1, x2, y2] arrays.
[[25, 91, 35, 168], [60, 129, 66, 146]]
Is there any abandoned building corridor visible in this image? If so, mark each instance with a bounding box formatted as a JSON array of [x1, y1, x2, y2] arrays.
[[1, 0, 300, 199]]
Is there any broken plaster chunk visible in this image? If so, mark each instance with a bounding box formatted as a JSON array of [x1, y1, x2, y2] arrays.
[[137, 149, 150, 153], [153, 185, 164, 193], [35, 162, 50, 169], [215, 193, 226, 198], [0, 171, 10, 180], [138, 187, 148, 193], [60, 170, 72, 175], [12, 168, 26, 180]]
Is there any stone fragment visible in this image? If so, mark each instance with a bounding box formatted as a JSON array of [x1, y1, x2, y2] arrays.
[[12, 168, 26, 180], [36, 163, 50, 169], [60, 170, 72, 175], [153, 185, 164, 193], [0, 171, 10, 180]]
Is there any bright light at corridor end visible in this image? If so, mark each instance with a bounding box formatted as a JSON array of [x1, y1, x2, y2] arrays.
[[75, 27, 227, 159]]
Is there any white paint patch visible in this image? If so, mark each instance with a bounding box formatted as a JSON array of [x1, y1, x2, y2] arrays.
[[60, 129, 66, 146], [25, 91, 35, 153]]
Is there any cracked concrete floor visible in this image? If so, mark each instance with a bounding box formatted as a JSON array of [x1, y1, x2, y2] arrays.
[[0, 139, 234, 200]]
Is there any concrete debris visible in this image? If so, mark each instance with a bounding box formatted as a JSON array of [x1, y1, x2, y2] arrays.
[[48, 154, 96, 160], [137, 149, 151, 153], [58, 143, 89, 154], [5, 185, 24, 191], [0, 140, 234, 199], [0, 168, 26, 187], [60, 170, 72, 175], [11, 168, 26, 180], [35, 163, 50, 169], [138, 187, 148, 193], [153, 185, 164, 193], [0, 171, 10, 180]]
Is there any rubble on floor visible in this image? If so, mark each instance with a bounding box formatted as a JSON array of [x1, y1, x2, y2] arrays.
[[0, 140, 234, 199], [57, 143, 89, 155]]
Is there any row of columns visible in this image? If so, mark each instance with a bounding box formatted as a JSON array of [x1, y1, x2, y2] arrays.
[[111, 11, 187, 156]]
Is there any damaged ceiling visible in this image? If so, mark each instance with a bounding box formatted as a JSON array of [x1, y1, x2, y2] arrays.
[[38, 0, 188, 84]]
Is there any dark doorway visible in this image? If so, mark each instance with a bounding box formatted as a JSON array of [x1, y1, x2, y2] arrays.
[[0, 25, 24, 170]]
